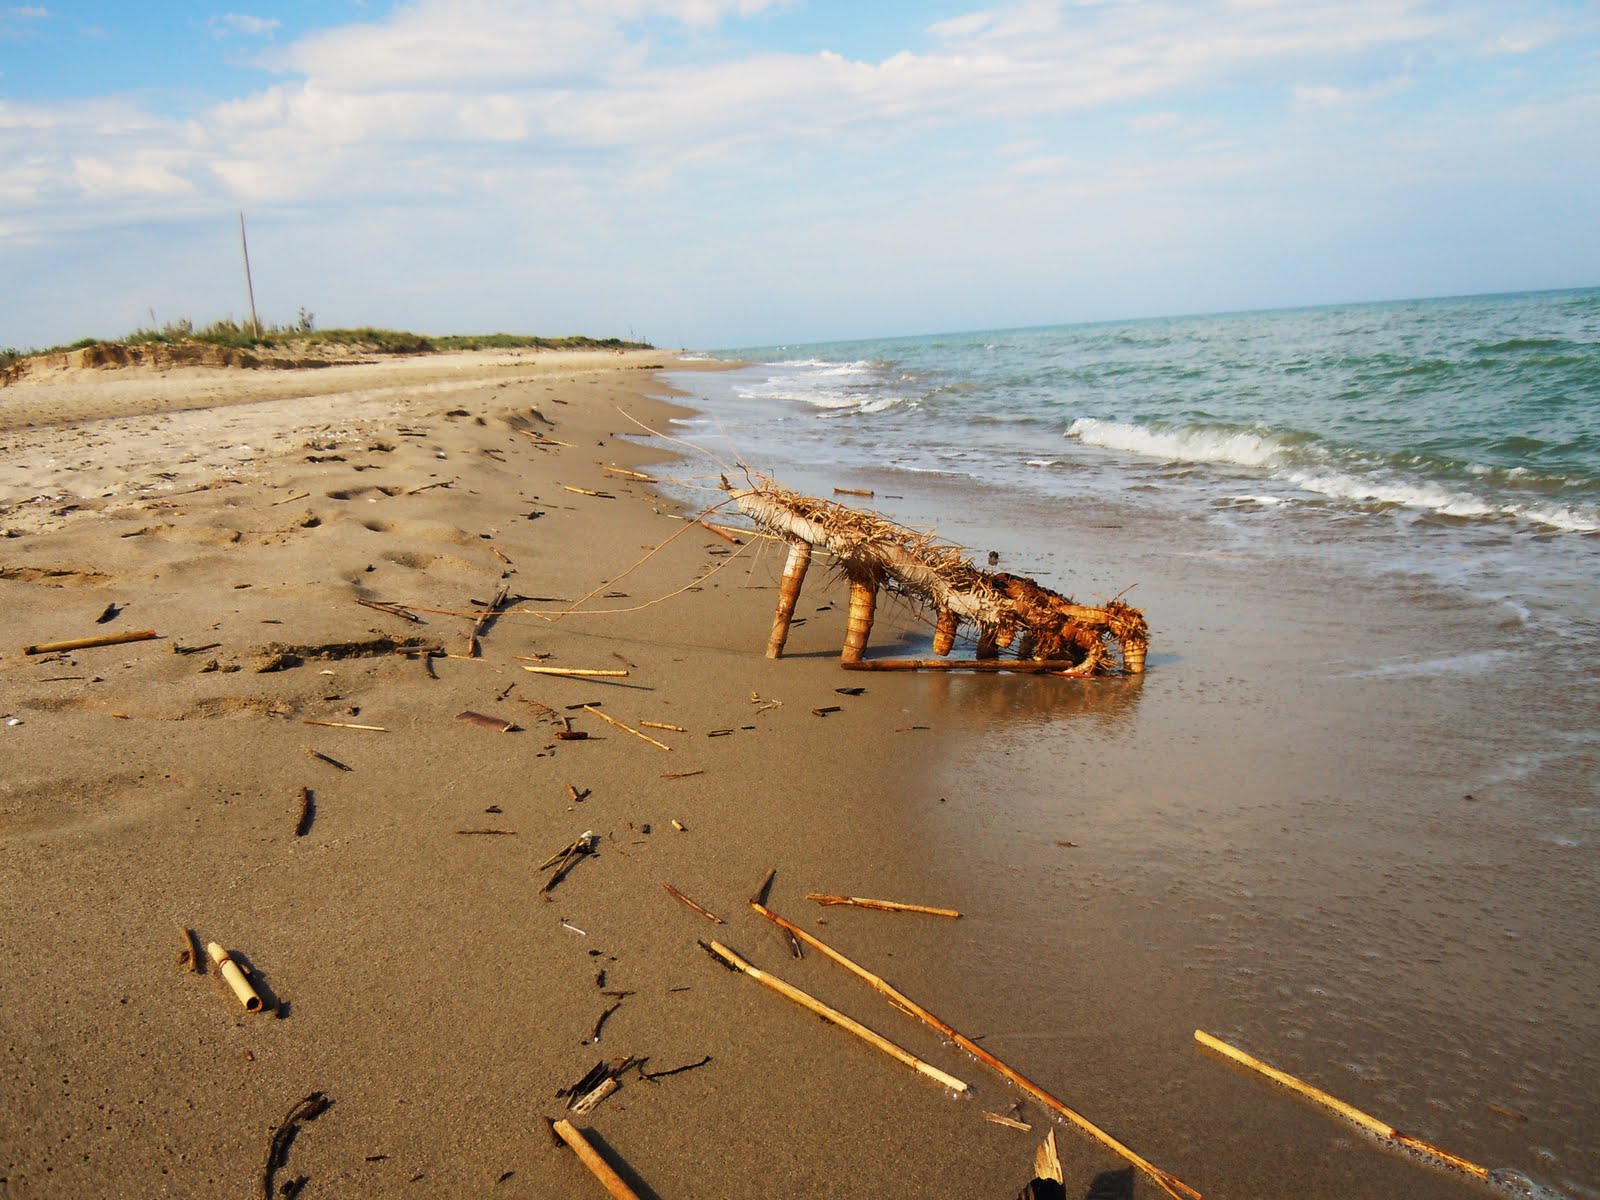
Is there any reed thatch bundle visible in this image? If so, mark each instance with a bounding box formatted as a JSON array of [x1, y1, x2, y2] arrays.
[[725, 476, 1147, 675]]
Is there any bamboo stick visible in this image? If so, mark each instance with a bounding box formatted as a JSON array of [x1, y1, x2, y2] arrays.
[[639, 721, 685, 732], [302, 720, 388, 732], [767, 541, 812, 659], [841, 578, 876, 664], [700, 940, 967, 1093], [562, 485, 614, 498], [663, 882, 724, 924], [355, 598, 421, 623], [549, 1120, 643, 1200], [581, 706, 671, 751], [602, 465, 655, 481], [517, 428, 575, 448], [697, 519, 741, 544], [523, 666, 629, 678], [1193, 1030, 1490, 1180], [805, 893, 961, 918], [207, 942, 263, 1012], [751, 900, 1198, 1200], [24, 629, 157, 655], [840, 659, 1095, 674]]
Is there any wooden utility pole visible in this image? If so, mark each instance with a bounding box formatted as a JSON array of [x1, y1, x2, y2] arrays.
[[238, 212, 260, 337]]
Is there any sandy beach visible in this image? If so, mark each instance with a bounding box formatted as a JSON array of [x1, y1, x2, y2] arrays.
[[0, 349, 1068, 1199], [3, 349, 1592, 1200]]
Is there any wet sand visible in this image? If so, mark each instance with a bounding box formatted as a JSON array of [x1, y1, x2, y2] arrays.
[[3, 349, 1593, 1200]]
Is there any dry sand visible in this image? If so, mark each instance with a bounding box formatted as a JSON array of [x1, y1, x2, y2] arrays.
[[0, 351, 1084, 1199]]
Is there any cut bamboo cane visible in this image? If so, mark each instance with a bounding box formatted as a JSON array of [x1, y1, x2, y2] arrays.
[[581, 706, 671, 751], [523, 667, 629, 678], [664, 882, 724, 925], [751, 900, 1198, 1200], [24, 629, 157, 655], [700, 940, 967, 1093], [933, 608, 959, 656], [1193, 1030, 1490, 1180], [550, 1119, 643, 1200], [207, 942, 263, 1013], [602, 465, 655, 481], [840, 578, 877, 664], [767, 541, 812, 659], [562, 485, 614, 498], [697, 518, 741, 544], [302, 720, 388, 732], [639, 721, 685, 732], [840, 659, 1095, 674], [804, 894, 961, 918]]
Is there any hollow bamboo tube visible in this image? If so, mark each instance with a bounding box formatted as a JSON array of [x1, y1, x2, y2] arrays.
[[550, 1119, 644, 1200], [24, 629, 157, 655], [1123, 641, 1148, 675], [206, 942, 263, 1012], [805, 893, 961, 918], [933, 608, 958, 656], [751, 902, 1199, 1200], [840, 578, 877, 664], [974, 626, 999, 660], [1193, 1030, 1489, 1180], [766, 541, 812, 659], [703, 940, 968, 1093]]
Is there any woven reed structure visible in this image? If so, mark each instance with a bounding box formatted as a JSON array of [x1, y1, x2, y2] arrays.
[[725, 477, 1147, 676]]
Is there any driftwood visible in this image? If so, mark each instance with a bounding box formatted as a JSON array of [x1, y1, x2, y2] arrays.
[[751, 898, 1199, 1200], [699, 939, 967, 1093], [725, 476, 1147, 675], [1194, 1031, 1490, 1181], [24, 629, 158, 655]]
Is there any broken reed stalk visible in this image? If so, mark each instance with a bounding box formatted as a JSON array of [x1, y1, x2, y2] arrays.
[[840, 578, 877, 664], [457, 710, 518, 733], [207, 942, 264, 1012], [767, 541, 812, 658], [804, 894, 961, 918], [1192, 1031, 1490, 1181], [178, 925, 201, 972], [602, 465, 655, 481], [751, 901, 1199, 1200], [549, 1119, 643, 1200], [294, 788, 313, 837], [840, 659, 1099, 675], [700, 940, 968, 1093], [663, 883, 724, 925], [581, 706, 670, 751], [696, 519, 741, 544], [639, 721, 685, 732], [523, 667, 629, 678], [302, 720, 388, 732], [355, 598, 421, 623], [23, 629, 157, 655], [465, 582, 510, 658]]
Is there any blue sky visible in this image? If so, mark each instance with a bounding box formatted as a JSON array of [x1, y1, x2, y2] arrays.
[[2, 1, 1596, 350]]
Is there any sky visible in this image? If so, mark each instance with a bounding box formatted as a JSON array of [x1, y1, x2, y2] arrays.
[[1, 1, 1597, 351]]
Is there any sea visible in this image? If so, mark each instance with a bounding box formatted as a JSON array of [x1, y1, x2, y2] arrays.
[[662, 288, 1599, 1198]]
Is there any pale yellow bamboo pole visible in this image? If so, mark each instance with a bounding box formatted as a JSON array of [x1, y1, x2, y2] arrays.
[[751, 901, 1199, 1200], [805, 894, 961, 918], [840, 578, 877, 664], [702, 940, 968, 1093], [767, 540, 812, 658], [1193, 1031, 1490, 1180], [206, 942, 263, 1012], [550, 1119, 643, 1200], [24, 630, 157, 655]]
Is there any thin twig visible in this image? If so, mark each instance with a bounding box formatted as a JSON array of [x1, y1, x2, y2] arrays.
[[663, 883, 724, 925]]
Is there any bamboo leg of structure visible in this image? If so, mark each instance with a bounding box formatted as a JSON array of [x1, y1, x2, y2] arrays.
[[751, 900, 1199, 1200], [550, 1119, 644, 1200], [841, 578, 877, 664], [1193, 1031, 1490, 1180], [974, 626, 1000, 660], [933, 609, 958, 657], [767, 540, 812, 659]]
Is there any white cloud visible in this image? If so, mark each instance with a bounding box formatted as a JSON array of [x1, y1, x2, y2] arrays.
[[213, 13, 282, 38], [9, 6, 48, 17]]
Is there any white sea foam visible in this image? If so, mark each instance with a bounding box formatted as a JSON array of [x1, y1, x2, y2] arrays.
[[1284, 470, 1496, 517], [1066, 418, 1285, 467]]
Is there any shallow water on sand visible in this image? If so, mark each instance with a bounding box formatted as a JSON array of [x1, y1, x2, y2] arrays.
[[662, 349, 1599, 1196]]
